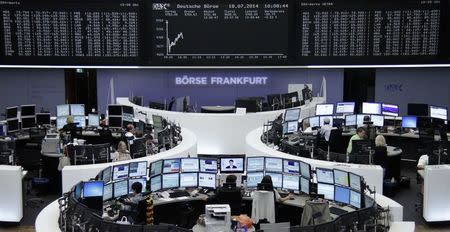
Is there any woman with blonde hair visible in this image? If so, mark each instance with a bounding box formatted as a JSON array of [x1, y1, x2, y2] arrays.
[[111, 141, 132, 162], [374, 135, 388, 169]]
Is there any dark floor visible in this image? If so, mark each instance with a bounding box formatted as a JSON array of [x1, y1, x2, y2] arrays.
[[2, 163, 450, 231]]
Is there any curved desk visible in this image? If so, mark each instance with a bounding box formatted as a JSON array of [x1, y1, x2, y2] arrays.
[[118, 97, 325, 154], [61, 128, 197, 193]]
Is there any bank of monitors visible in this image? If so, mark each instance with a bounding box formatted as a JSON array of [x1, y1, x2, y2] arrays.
[[317, 183, 334, 201], [345, 114, 357, 127], [362, 102, 382, 115], [266, 172, 282, 189], [308, 116, 320, 128], [88, 114, 100, 127], [246, 172, 264, 188], [21, 117, 36, 129], [57, 104, 70, 117], [430, 105, 448, 120], [265, 157, 283, 173], [382, 104, 399, 117], [113, 180, 128, 198], [20, 105, 35, 116], [402, 116, 417, 128], [162, 173, 179, 189], [282, 174, 299, 191], [129, 178, 147, 193], [316, 168, 334, 184], [163, 159, 180, 173], [284, 108, 301, 122], [333, 169, 349, 187], [370, 115, 384, 127], [180, 173, 198, 188], [181, 158, 199, 172], [150, 160, 163, 177], [199, 173, 216, 189], [112, 164, 129, 181], [36, 113, 51, 125], [70, 104, 85, 116], [283, 159, 300, 174], [103, 183, 113, 201], [220, 156, 245, 173], [336, 102, 355, 114], [319, 116, 333, 127], [283, 121, 298, 134], [247, 157, 265, 172], [129, 161, 147, 178], [199, 158, 218, 173], [316, 104, 334, 116], [334, 186, 350, 204], [150, 175, 162, 192]]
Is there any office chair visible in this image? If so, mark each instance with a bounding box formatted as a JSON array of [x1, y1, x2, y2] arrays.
[[251, 190, 276, 223], [92, 143, 110, 163], [17, 145, 46, 207], [129, 199, 148, 225], [216, 186, 243, 215], [314, 221, 335, 232], [260, 222, 290, 232], [328, 129, 344, 154]]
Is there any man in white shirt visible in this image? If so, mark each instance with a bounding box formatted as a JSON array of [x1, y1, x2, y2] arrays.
[[319, 118, 333, 141], [417, 154, 429, 170]]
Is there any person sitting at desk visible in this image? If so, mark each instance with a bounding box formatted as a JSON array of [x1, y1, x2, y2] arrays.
[[302, 122, 313, 134], [319, 118, 333, 141], [346, 127, 366, 154], [374, 135, 388, 170], [124, 124, 136, 141], [60, 115, 78, 134], [258, 175, 292, 203], [120, 182, 146, 223], [111, 141, 131, 162], [362, 116, 376, 140], [208, 175, 242, 215], [145, 135, 157, 156]]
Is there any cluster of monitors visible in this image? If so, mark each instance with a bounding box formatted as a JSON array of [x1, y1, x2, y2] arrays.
[[283, 108, 301, 134], [148, 158, 220, 192], [107, 105, 135, 129], [316, 168, 363, 209], [6, 105, 51, 132], [315, 102, 400, 116], [246, 157, 311, 194], [56, 104, 96, 129]]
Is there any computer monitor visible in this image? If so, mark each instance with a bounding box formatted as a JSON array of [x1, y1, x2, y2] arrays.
[[108, 105, 122, 116], [57, 104, 70, 117], [265, 157, 282, 173], [103, 183, 113, 201], [199, 158, 218, 173], [102, 166, 112, 183], [181, 158, 199, 172], [345, 115, 357, 127], [150, 175, 162, 192], [246, 172, 264, 188], [282, 174, 299, 191], [266, 172, 283, 189], [180, 173, 198, 188], [300, 161, 311, 179], [36, 113, 51, 125], [408, 103, 429, 116], [308, 116, 320, 128], [88, 114, 100, 127], [21, 117, 36, 129], [6, 106, 18, 119], [349, 173, 362, 191], [150, 160, 163, 177], [162, 173, 180, 189], [56, 116, 68, 129], [129, 161, 148, 178], [70, 104, 85, 116], [362, 102, 381, 115], [163, 159, 180, 173], [122, 106, 134, 115], [74, 182, 83, 200], [247, 157, 265, 172], [7, 119, 19, 133], [350, 190, 361, 208], [108, 116, 122, 128], [198, 172, 216, 189], [402, 116, 417, 128], [370, 115, 384, 127], [283, 159, 300, 174], [20, 105, 35, 116], [334, 186, 350, 204], [333, 169, 349, 187], [382, 104, 399, 117], [284, 108, 301, 122], [300, 177, 310, 194], [283, 121, 298, 134], [430, 105, 448, 120], [113, 180, 128, 198], [112, 164, 129, 181], [317, 183, 334, 200], [356, 114, 369, 127], [336, 102, 355, 114], [319, 116, 333, 127], [128, 178, 147, 193], [316, 168, 334, 184], [220, 157, 245, 173], [315, 104, 334, 116], [83, 181, 104, 198], [73, 115, 86, 128]]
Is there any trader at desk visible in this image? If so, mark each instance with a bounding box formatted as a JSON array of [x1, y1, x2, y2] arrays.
[[59, 116, 79, 142], [208, 175, 242, 215], [118, 182, 146, 224], [346, 127, 366, 154], [319, 118, 333, 141]]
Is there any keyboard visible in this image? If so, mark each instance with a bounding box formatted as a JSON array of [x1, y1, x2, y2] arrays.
[[170, 190, 190, 198], [329, 206, 348, 216]]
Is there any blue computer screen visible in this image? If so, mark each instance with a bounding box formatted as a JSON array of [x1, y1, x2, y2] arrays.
[[334, 186, 350, 204], [402, 116, 417, 128], [83, 181, 104, 197], [246, 172, 264, 188]]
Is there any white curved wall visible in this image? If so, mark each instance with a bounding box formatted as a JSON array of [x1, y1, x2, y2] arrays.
[[118, 97, 325, 154], [62, 128, 197, 193], [245, 127, 384, 194]]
